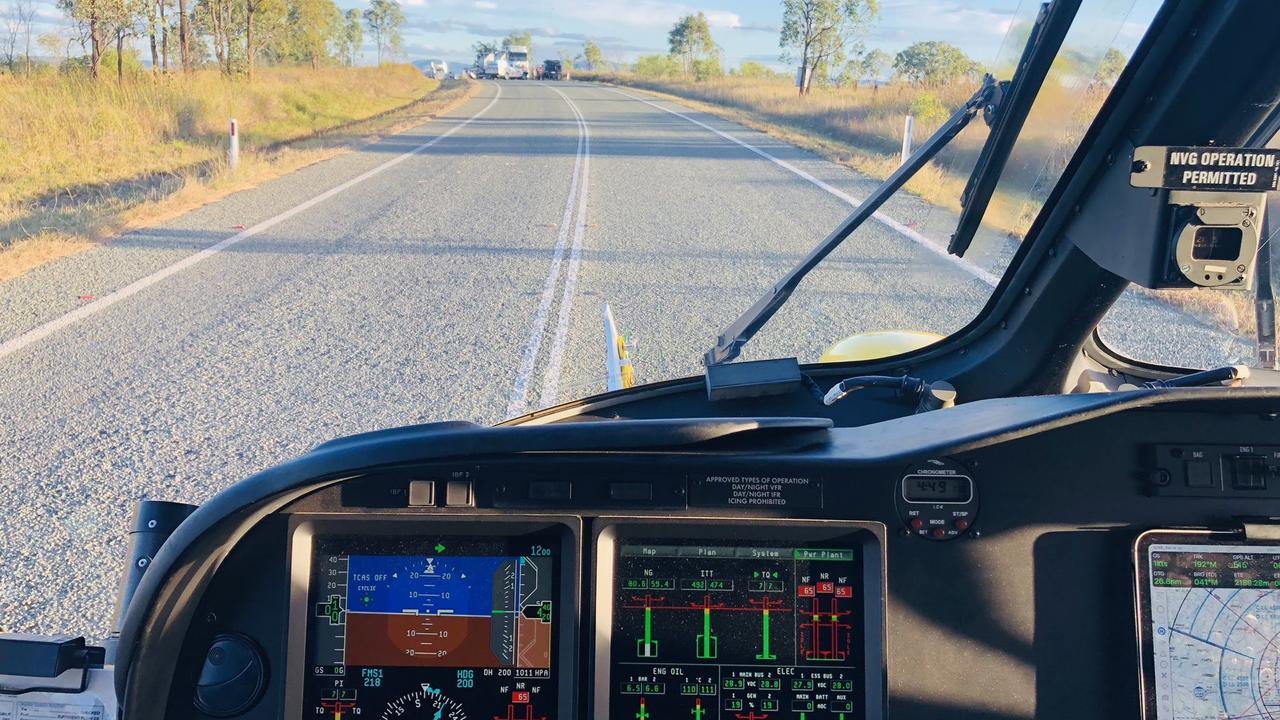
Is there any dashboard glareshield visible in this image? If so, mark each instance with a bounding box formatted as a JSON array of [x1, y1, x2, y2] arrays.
[[1134, 529, 1280, 720], [592, 519, 886, 720], [287, 517, 579, 720]]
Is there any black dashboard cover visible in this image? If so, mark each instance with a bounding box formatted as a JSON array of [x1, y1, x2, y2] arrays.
[[113, 388, 1280, 716], [114, 417, 833, 711]]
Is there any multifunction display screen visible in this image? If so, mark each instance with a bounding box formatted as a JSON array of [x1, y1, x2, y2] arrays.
[[609, 538, 866, 720], [1145, 543, 1280, 720], [302, 533, 560, 720]]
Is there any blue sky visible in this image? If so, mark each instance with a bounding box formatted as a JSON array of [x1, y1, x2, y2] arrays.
[[13, 0, 1159, 70], [389, 0, 1158, 69]]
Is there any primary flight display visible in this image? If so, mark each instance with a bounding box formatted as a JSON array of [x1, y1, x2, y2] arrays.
[[301, 533, 560, 720]]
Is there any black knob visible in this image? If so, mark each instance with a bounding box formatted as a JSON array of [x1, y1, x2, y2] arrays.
[[193, 634, 267, 717]]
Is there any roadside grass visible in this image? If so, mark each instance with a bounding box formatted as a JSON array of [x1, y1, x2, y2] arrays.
[[0, 68, 478, 281]]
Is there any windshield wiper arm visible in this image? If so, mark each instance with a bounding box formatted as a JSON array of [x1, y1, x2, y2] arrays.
[[704, 76, 1001, 366]]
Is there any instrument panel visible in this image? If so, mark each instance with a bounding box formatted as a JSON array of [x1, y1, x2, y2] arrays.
[[286, 518, 884, 720], [167, 401, 1280, 720]]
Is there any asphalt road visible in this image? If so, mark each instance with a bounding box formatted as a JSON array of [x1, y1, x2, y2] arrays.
[[0, 80, 1252, 638]]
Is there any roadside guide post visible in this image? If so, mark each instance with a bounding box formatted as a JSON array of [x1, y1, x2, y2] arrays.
[[901, 115, 915, 165], [228, 118, 240, 171]]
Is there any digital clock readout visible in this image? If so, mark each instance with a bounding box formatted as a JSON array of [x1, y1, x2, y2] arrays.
[[903, 476, 969, 502]]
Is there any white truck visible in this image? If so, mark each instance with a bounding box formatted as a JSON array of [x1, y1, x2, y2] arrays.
[[427, 60, 448, 79], [505, 45, 530, 79], [483, 46, 531, 79]]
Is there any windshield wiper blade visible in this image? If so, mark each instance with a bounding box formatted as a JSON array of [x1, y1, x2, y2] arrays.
[[948, 0, 1082, 257], [704, 77, 999, 366]]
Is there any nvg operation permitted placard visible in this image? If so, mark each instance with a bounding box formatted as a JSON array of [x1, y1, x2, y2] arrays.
[[1130, 145, 1280, 191]]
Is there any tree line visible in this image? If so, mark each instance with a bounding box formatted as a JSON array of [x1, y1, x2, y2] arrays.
[[1, 0, 405, 80]]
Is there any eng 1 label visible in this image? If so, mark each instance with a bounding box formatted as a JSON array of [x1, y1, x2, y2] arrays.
[[1132, 145, 1280, 191], [689, 474, 823, 509]]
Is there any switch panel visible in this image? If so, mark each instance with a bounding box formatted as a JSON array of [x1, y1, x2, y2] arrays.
[[1150, 444, 1280, 497]]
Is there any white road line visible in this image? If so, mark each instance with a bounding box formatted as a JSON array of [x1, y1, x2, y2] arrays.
[[0, 83, 505, 362], [538, 85, 592, 409], [605, 87, 1001, 288], [505, 85, 587, 417]]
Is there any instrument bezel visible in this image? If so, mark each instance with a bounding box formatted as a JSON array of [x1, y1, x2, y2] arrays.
[[590, 516, 888, 720], [283, 514, 582, 720]]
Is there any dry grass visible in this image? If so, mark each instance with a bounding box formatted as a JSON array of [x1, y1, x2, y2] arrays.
[[1131, 285, 1260, 341], [0, 235, 95, 282], [0, 65, 436, 207], [0, 69, 478, 281]]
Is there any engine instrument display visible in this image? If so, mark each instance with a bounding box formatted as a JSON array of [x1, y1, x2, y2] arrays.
[[598, 521, 884, 720], [299, 530, 563, 720], [1137, 531, 1280, 720]]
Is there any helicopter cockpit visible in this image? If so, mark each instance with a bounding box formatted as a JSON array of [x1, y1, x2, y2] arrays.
[[3, 3, 1280, 720]]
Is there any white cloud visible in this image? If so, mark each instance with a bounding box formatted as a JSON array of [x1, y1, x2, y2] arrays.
[[701, 10, 742, 29], [546, 0, 742, 32], [868, 0, 1026, 61], [473, 0, 496, 8], [927, 4, 1016, 37]]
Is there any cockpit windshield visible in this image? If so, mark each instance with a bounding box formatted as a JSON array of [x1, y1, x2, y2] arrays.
[[539, 0, 1162, 403]]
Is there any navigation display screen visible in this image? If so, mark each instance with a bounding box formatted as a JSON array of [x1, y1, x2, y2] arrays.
[[1143, 541, 1280, 720], [301, 533, 561, 720], [607, 534, 872, 720]]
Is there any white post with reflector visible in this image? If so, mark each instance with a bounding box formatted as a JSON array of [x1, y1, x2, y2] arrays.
[[228, 118, 240, 171], [901, 115, 915, 165]]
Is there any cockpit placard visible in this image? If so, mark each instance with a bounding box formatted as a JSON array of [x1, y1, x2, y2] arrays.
[[1131, 146, 1280, 192]]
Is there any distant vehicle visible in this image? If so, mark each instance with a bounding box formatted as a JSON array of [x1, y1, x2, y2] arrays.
[[543, 59, 565, 80], [506, 45, 531, 79], [482, 52, 503, 79], [485, 47, 531, 80], [427, 60, 448, 79]]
